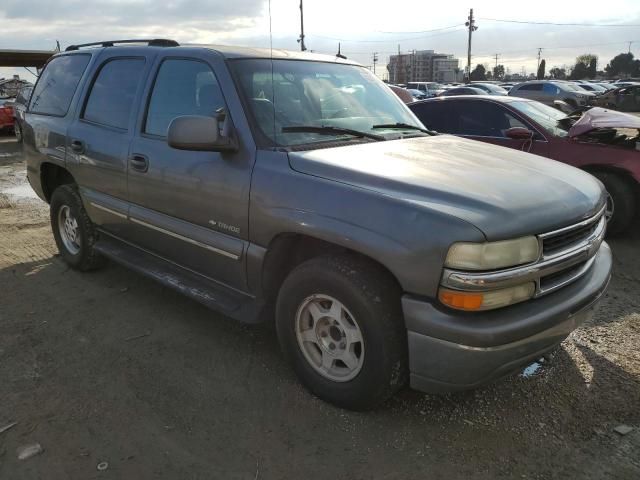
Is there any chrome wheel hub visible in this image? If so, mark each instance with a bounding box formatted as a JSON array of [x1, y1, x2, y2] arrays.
[[295, 294, 364, 382], [58, 205, 81, 255]]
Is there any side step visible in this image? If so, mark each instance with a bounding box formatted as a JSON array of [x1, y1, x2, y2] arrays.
[[94, 233, 263, 323]]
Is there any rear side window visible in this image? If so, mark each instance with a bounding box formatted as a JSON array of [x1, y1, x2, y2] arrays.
[[29, 54, 90, 116], [144, 59, 226, 137], [83, 58, 145, 129]]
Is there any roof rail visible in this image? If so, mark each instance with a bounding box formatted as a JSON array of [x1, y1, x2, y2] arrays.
[[65, 39, 179, 51]]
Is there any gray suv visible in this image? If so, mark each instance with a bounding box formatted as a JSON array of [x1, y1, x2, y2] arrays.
[[24, 40, 612, 410], [509, 80, 595, 108]]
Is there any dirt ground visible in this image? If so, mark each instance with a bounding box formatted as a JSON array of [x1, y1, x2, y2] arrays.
[[0, 132, 638, 479]]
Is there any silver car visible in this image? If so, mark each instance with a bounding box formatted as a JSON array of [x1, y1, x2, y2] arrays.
[[509, 80, 595, 109]]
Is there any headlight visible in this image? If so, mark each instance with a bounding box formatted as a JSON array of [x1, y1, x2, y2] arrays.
[[445, 236, 540, 271], [439, 283, 536, 311]]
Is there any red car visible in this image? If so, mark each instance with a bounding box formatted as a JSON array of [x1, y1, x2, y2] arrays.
[[409, 96, 640, 234], [0, 101, 15, 132]]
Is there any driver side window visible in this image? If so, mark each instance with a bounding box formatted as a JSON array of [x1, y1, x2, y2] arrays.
[[450, 101, 528, 137], [145, 59, 226, 137]]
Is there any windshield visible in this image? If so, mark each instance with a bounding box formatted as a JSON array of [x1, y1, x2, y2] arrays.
[[230, 59, 424, 147], [509, 100, 570, 137]]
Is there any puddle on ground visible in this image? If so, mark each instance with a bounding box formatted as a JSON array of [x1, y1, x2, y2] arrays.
[[521, 361, 543, 378], [1, 184, 40, 200]]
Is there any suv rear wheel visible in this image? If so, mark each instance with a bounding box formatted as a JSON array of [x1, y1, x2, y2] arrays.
[[276, 254, 407, 410], [50, 184, 105, 271], [593, 172, 636, 236]]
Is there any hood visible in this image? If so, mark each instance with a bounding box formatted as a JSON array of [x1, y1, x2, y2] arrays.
[[569, 107, 640, 137], [288, 136, 606, 240]]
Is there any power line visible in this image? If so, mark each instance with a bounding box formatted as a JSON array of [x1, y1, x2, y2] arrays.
[[309, 27, 465, 43], [377, 24, 464, 34], [479, 17, 640, 27]]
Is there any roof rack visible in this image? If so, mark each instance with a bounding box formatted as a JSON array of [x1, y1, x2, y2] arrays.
[[65, 39, 179, 51]]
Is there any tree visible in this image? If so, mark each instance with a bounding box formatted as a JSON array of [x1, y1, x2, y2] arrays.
[[570, 63, 588, 79], [605, 52, 640, 78], [537, 59, 546, 80], [569, 53, 598, 79], [469, 64, 486, 81], [493, 64, 505, 80], [587, 58, 597, 78], [549, 67, 566, 79]]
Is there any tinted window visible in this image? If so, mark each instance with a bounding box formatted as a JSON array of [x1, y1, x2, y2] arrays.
[[29, 55, 90, 116], [83, 58, 145, 129], [145, 59, 226, 137], [517, 84, 543, 92], [542, 83, 560, 94], [410, 102, 451, 132], [449, 101, 528, 137]]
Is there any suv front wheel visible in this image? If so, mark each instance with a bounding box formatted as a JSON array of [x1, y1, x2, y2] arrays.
[[276, 254, 408, 410], [50, 184, 105, 271]]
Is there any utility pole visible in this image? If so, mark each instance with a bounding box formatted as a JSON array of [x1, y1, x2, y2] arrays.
[[537, 48, 543, 71], [372, 52, 379, 75], [298, 0, 306, 51], [494, 53, 500, 69], [629, 41, 634, 53], [465, 9, 478, 83]]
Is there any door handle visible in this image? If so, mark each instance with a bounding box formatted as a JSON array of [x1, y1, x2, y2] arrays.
[[129, 154, 149, 173], [70, 139, 85, 153]]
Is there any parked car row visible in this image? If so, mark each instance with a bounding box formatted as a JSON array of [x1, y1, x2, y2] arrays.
[[0, 83, 33, 139]]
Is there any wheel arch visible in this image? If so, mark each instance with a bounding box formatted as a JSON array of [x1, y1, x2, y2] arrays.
[[40, 162, 76, 203], [260, 232, 404, 309]]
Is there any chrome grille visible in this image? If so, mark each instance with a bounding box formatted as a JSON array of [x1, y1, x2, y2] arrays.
[[543, 222, 599, 256]]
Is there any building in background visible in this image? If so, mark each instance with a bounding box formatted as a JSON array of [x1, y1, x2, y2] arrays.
[[387, 50, 460, 84]]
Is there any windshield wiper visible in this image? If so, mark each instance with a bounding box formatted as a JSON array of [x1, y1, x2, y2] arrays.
[[371, 122, 437, 135], [281, 125, 385, 141]]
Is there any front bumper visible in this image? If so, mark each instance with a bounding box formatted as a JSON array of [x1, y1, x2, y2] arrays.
[[403, 242, 612, 394]]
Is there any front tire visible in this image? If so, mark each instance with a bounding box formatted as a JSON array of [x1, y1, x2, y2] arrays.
[[50, 184, 105, 271], [593, 172, 636, 236], [276, 254, 407, 410]]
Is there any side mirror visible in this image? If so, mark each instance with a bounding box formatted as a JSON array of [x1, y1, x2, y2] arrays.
[[505, 126, 534, 140], [167, 115, 237, 152]]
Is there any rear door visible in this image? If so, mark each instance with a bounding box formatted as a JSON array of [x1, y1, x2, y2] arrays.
[[66, 52, 151, 236], [126, 52, 255, 290], [23, 54, 92, 199]]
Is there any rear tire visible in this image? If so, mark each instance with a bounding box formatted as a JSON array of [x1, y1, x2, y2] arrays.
[[593, 172, 636, 236], [276, 254, 408, 410], [50, 184, 106, 271]]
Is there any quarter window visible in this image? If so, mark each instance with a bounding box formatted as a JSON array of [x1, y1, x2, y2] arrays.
[[83, 58, 145, 129], [145, 59, 226, 137], [29, 54, 90, 116]]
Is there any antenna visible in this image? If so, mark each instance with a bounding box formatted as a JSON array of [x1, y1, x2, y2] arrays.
[[298, 0, 307, 51], [336, 43, 346, 59]]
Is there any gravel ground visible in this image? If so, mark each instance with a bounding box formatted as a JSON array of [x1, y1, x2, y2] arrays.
[[0, 133, 638, 479]]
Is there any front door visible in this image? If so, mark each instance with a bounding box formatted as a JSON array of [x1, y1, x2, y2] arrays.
[[450, 100, 550, 157], [126, 55, 254, 291]]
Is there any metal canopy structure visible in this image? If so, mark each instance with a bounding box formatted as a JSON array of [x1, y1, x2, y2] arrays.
[[0, 49, 55, 68]]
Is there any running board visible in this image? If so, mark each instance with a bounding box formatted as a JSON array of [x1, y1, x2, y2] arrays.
[[94, 234, 263, 323]]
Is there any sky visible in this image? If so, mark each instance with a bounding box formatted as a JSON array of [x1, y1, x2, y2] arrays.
[[1, 0, 640, 82]]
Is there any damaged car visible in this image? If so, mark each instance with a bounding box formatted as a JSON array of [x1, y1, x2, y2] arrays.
[[593, 84, 640, 112], [410, 96, 640, 234]]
